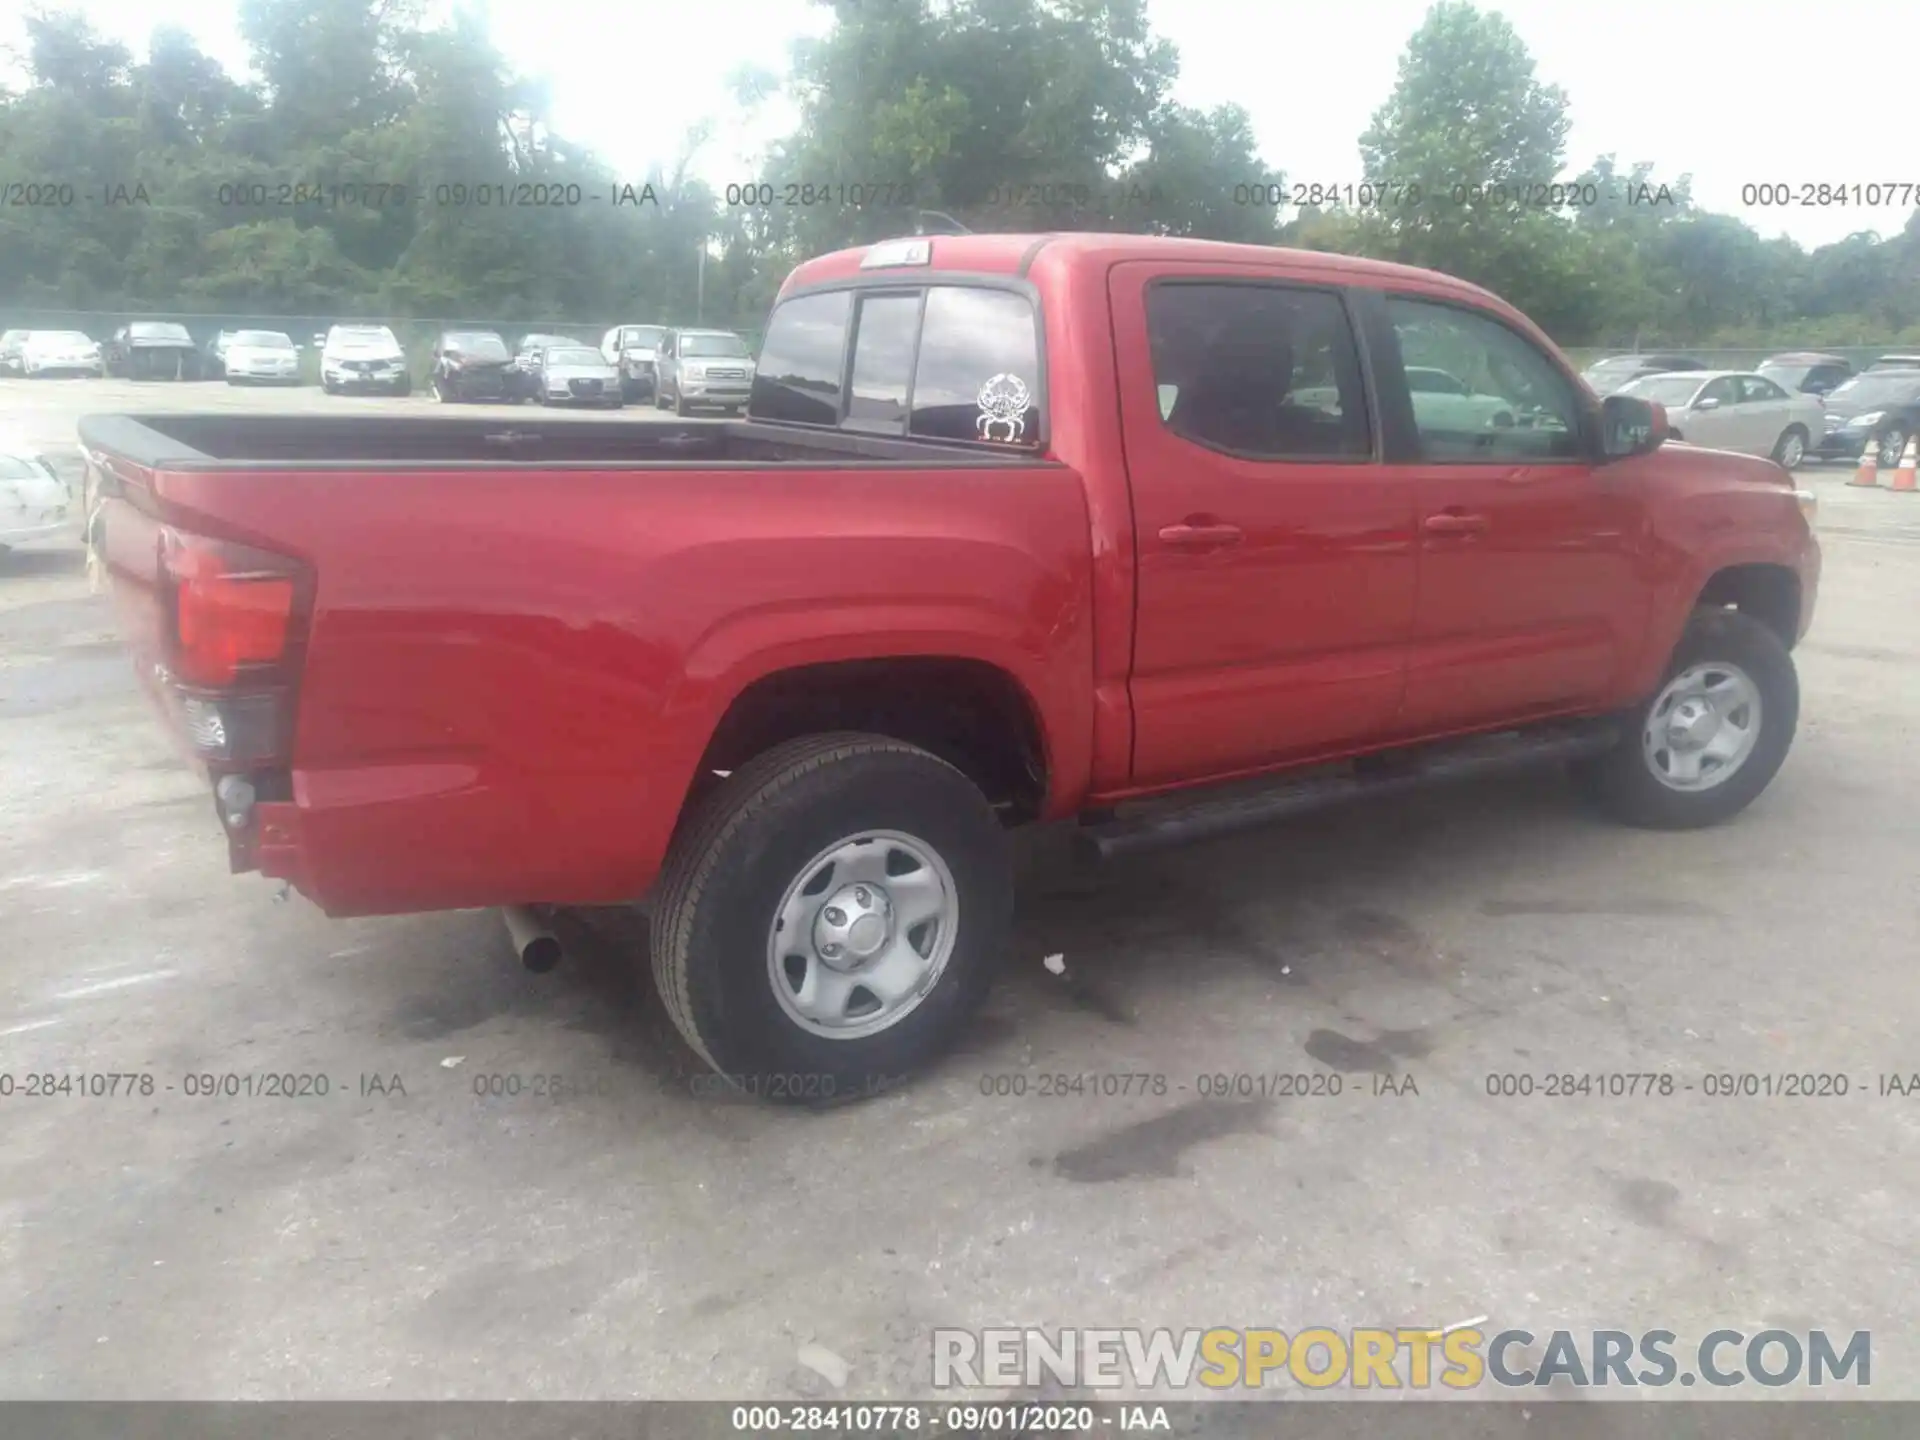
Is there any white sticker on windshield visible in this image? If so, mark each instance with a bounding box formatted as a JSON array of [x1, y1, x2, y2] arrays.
[[976, 373, 1031, 442]]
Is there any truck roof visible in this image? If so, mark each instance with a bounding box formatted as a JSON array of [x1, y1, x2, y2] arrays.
[[781, 231, 1511, 311]]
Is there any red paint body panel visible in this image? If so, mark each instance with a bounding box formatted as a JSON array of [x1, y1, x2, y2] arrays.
[[92, 232, 1818, 917]]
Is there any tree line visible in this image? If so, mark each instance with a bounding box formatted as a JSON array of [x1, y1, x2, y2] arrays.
[[3, 0, 1918, 346]]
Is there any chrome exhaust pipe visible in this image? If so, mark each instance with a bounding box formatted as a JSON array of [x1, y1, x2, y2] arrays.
[[501, 905, 562, 973]]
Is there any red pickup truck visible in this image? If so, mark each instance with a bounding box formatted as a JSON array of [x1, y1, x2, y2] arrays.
[[83, 232, 1819, 1101]]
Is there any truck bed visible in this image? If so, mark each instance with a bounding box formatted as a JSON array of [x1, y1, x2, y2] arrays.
[[79, 410, 1097, 916], [78, 413, 1044, 471]]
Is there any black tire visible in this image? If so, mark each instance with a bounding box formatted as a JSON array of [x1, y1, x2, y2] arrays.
[[394, 377, 411, 397], [672, 390, 690, 417], [322, 377, 338, 395], [1876, 426, 1909, 468], [650, 733, 1011, 1103], [1771, 425, 1808, 469], [1574, 608, 1798, 830]]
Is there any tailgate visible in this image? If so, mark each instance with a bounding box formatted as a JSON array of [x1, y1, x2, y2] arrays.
[[83, 430, 314, 871]]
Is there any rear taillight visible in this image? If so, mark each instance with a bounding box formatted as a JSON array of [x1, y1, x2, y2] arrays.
[[155, 526, 310, 772], [163, 528, 301, 687]]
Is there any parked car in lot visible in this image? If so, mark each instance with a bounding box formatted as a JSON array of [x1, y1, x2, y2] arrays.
[[1617, 370, 1823, 468], [655, 328, 755, 415], [1581, 353, 1707, 395], [0, 329, 31, 375], [104, 322, 201, 380], [1403, 366, 1532, 431], [0, 436, 72, 556], [222, 330, 302, 386], [18, 330, 105, 378], [1867, 353, 1920, 372], [430, 330, 525, 403], [320, 324, 410, 396], [82, 231, 1819, 1101], [512, 333, 576, 369], [1806, 368, 1920, 466], [203, 330, 237, 379], [529, 344, 623, 407], [600, 324, 669, 400], [1757, 352, 1854, 397]]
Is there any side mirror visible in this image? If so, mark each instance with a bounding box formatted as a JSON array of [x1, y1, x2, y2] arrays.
[[1693, 396, 1720, 411], [1600, 394, 1667, 460]]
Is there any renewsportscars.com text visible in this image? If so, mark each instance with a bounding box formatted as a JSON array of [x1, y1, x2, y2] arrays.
[[933, 1327, 1871, 1390]]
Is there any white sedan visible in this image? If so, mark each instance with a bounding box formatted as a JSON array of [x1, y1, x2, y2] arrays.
[[1618, 370, 1824, 468], [222, 329, 303, 385], [18, 330, 104, 378], [0, 440, 73, 556]]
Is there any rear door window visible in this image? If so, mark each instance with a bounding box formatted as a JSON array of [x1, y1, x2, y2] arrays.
[[1147, 281, 1371, 459]]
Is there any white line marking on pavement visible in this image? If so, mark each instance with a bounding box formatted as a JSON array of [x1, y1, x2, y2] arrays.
[[0, 870, 106, 892], [0, 1018, 62, 1037], [51, 969, 178, 1001]]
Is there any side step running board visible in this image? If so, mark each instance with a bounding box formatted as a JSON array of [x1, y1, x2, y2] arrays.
[[1077, 721, 1620, 862]]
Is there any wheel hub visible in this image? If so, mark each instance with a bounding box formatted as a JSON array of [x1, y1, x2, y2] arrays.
[[1665, 697, 1720, 751], [812, 883, 894, 970]]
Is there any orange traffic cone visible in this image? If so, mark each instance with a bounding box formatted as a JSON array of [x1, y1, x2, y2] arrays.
[[1892, 439, 1919, 493], [1850, 446, 1881, 487]]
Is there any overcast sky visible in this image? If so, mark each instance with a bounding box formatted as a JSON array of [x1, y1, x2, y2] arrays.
[[5, 0, 1911, 250]]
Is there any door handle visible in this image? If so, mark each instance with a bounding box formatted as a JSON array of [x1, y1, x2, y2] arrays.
[[1423, 511, 1489, 535], [1159, 521, 1244, 548]]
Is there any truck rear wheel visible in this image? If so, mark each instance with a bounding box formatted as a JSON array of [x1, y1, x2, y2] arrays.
[[1575, 608, 1798, 829], [650, 733, 1010, 1103]]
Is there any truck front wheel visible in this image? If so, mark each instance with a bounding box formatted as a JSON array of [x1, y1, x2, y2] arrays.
[[650, 733, 1011, 1102], [1575, 608, 1798, 829]]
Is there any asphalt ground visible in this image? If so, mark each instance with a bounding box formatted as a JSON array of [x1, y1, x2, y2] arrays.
[[2, 375, 1918, 1403]]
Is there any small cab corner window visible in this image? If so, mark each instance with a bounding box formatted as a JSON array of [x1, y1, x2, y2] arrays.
[[1146, 281, 1371, 460], [1386, 296, 1581, 461], [750, 289, 852, 425]]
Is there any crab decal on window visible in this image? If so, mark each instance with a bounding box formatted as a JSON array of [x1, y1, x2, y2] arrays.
[[975, 372, 1031, 442]]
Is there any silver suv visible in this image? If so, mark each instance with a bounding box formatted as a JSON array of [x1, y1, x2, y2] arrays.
[[654, 328, 755, 416]]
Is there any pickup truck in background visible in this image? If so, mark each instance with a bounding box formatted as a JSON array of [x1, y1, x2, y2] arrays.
[[81, 232, 1820, 1102]]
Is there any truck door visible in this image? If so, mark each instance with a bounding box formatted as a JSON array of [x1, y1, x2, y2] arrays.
[[1372, 292, 1645, 732], [1112, 263, 1420, 786]]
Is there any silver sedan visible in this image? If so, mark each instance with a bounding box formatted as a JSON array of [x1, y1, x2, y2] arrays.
[[531, 345, 624, 408], [1617, 370, 1824, 468]]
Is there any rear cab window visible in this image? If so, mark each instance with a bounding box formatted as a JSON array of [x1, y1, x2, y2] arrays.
[[750, 282, 1043, 448]]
